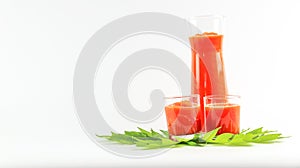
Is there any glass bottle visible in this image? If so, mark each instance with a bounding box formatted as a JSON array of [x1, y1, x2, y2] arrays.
[[188, 15, 228, 133]]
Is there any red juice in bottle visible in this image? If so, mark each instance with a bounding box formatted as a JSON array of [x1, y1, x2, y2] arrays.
[[190, 32, 228, 133]]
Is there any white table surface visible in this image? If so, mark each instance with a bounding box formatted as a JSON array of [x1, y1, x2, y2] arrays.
[[1, 133, 299, 167]]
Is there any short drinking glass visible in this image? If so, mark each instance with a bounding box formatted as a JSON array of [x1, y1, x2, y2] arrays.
[[204, 95, 240, 135], [164, 94, 202, 140]]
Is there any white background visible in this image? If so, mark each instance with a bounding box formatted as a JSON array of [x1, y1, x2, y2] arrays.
[[1, 0, 300, 167]]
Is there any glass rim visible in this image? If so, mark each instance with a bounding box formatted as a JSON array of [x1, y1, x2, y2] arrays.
[[164, 94, 199, 100], [204, 95, 241, 100], [187, 14, 225, 35]]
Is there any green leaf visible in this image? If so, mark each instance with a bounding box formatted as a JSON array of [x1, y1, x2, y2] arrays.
[[186, 141, 203, 146], [240, 128, 250, 134], [143, 143, 180, 149], [151, 129, 165, 138], [228, 134, 248, 145], [138, 127, 152, 137], [175, 137, 191, 143], [160, 130, 169, 138], [136, 139, 161, 147], [246, 127, 263, 134], [191, 133, 201, 141], [213, 133, 234, 144], [253, 133, 282, 143], [124, 131, 147, 137], [142, 138, 179, 149], [134, 136, 161, 141], [243, 133, 258, 142], [97, 127, 288, 149], [161, 138, 179, 145], [108, 132, 137, 145], [203, 127, 221, 142]]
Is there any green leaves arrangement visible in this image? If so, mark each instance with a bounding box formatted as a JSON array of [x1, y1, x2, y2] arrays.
[[97, 127, 287, 149]]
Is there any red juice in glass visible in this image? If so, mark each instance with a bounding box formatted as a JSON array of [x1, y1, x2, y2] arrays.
[[164, 95, 201, 138], [204, 95, 240, 134], [205, 103, 240, 134]]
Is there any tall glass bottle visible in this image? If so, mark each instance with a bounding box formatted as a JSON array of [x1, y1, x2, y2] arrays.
[[188, 15, 228, 132]]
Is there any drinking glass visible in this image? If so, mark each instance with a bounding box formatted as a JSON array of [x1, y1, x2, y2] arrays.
[[204, 95, 240, 135], [164, 94, 205, 140]]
